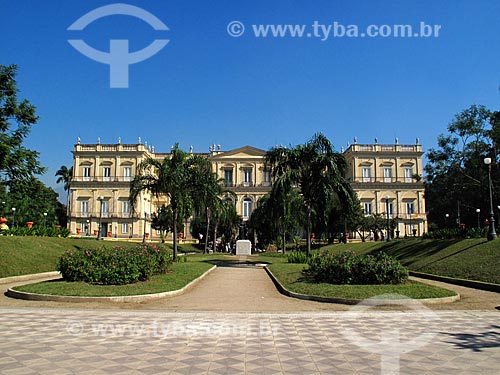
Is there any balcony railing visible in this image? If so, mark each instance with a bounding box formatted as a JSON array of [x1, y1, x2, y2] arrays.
[[72, 211, 133, 219], [72, 176, 134, 183], [351, 177, 421, 184]]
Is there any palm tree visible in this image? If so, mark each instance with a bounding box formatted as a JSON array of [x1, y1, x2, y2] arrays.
[[266, 133, 356, 255], [129, 145, 200, 261], [55, 165, 73, 223], [190, 158, 235, 253]]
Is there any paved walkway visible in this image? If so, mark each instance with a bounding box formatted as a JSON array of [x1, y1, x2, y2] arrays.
[[1, 263, 500, 374]]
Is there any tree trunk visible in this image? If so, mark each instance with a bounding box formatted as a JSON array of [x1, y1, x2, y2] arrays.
[[204, 207, 210, 254], [172, 209, 178, 261], [306, 206, 311, 256], [213, 224, 218, 252]]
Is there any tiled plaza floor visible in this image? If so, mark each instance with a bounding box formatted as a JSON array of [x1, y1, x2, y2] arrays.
[[1, 308, 499, 374]]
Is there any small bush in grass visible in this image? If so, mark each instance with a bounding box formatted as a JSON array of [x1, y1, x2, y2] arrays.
[[306, 250, 408, 285], [287, 251, 308, 264], [58, 244, 172, 285]]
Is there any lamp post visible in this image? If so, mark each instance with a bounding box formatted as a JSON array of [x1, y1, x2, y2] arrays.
[[86, 219, 90, 236], [445, 213, 449, 228], [43, 212, 47, 227], [385, 196, 391, 241], [484, 158, 497, 240], [11, 207, 16, 228], [476, 208, 481, 229], [1, 201, 5, 217], [97, 196, 104, 240]]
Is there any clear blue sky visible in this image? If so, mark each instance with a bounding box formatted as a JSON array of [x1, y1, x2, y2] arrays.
[[2, 0, 500, 198]]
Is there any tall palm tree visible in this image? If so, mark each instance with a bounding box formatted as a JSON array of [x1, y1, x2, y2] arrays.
[[190, 158, 235, 253], [266, 133, 355, 255], [55, 165, 73, 223], [129, 145, 199, 261]]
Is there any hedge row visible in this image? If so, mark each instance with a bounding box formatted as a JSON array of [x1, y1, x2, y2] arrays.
[[58, 244, 172, 285]]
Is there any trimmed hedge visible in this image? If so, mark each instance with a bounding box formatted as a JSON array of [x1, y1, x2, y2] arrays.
[[58, 244, 172, 285], [306, 250, 408, 285]]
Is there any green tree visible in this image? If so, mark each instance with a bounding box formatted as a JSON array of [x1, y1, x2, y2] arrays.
[[189, 157, 234, 253], [55, 165, 73, 224], [425, 104, 498, 229], [0, 65, 45, 186], [265, 133, 356, 255], [130, 144, 205, 260], [7, 177, 60, 226]]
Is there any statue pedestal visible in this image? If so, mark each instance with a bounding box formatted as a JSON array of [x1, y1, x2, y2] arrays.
[[235, 240, 252, 255]]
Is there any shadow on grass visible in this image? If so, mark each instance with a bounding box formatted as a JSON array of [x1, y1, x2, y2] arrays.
[[440, 325, 500, 352], [365, 238, 489, 270]]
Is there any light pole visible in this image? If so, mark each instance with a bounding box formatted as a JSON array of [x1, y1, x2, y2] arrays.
[[97, 196, 104, 240], [476, 208, 481, 229], [11, 207, 16, 228], [1, 201, 5, 217], [445, 213, 449, 228], [385, 196, 391, 241], [43, 212, 47, 227], [86, 219, 90, 236], [483, 158, 497, 240]]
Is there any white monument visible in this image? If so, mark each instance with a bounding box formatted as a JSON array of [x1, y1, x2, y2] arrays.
[[235, 240, 252, 255]]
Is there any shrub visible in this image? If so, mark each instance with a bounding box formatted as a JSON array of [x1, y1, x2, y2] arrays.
[[287, 251, 308, 264], [57, 244, 172, 285], [0, 225, 71, 238], [306, 250, 408, 285]]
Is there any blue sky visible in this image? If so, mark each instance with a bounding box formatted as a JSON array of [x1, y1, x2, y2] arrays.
[[2, 0, 500, 198]]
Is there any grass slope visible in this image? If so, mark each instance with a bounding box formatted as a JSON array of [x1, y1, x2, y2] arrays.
[[321, 238, 500, 284], [0, 236, 201, 278]]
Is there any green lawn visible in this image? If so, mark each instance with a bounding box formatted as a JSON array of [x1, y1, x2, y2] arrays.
[[266, 262, 457, 300], [14, 259, 214, 297], [321, 238, 500, 284], [0, 236, 203, 278]]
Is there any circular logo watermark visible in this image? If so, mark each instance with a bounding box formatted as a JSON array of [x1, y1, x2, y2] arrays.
[[227, 21, 245, 37]]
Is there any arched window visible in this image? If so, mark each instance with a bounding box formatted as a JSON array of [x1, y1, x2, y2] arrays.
[[242, 197, 253, 220]]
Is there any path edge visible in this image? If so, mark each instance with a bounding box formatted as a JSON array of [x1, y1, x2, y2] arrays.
[[5, 266, 217, 303], [264, 266, 460, 305]]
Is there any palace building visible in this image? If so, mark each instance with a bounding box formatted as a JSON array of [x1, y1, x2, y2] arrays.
[[68, 138, 426, 240]]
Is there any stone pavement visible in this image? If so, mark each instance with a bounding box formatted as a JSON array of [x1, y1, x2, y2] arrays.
[[0, 308, 499, 374], [1, 264, 500, 374]]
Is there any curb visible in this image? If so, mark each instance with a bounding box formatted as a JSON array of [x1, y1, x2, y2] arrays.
[[265, 266, 460, 305], [410, 271, 500, 294], [6, 266, 217, 303], [0, 272, 61, 285]]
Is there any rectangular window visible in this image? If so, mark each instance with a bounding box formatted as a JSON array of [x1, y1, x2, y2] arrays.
[[406, 202, 414, 216], [83, 167, 91, 182], [404, 168, 413, 183], [224, 169, 233, 187], [101, 200, 109, 217], [81, 201, 89, 216], [123, 167, 132, 182], [383, 168, 392, 183], [121, 223, 129, 234], [243, 168, 252, 187], [243, 199, 253, 219], [363, 202, 372, 216], [387, 202, 394, 218], [262, 170, 271, 186], [362, 167, 371, 183], [103, 167, 111, 182], [122, 201, 130, 218]]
